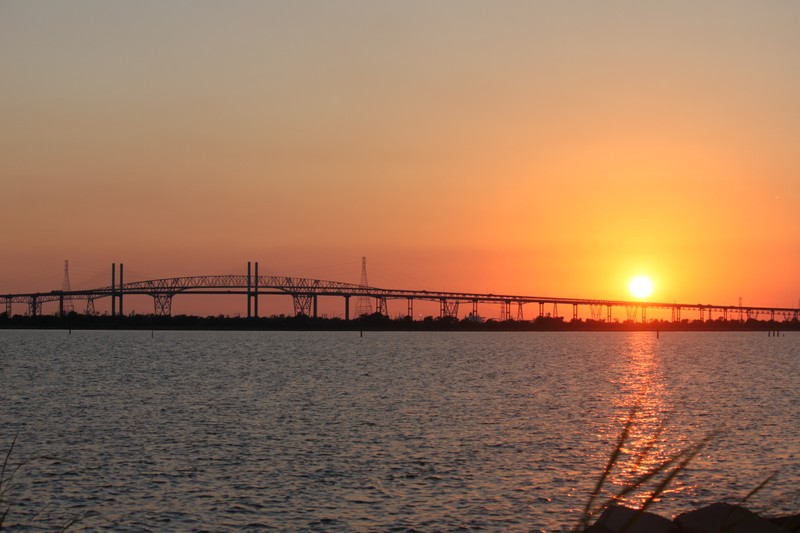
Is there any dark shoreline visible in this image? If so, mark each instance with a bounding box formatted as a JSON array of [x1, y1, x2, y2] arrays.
[[2, 313, 798, 332], [585, 502, 800, 532]]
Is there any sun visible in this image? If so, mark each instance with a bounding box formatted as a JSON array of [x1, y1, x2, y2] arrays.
[[629, 275, 654, 299]]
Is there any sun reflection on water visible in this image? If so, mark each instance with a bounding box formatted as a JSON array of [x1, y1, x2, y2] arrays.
[[601, 333, 694, 510]]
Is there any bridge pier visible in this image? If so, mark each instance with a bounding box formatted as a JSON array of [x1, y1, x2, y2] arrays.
[[28, 296, 41, 318], [109, 263, 124, 317], [119, 263, 124, 316], [245, 261, 260, 318], [500, 301, 511, 321], [407, 298, 414, 319], [292, 294, 313, 317], [440, 299, 459, 318], [153, 294, 173, 316], [247, 262, 252, 318], [344, 295, 350, 320], [111, 263, 116, 317], [375, 297, 388, 316], [4, 297, 11, 317], [254, 262, 259, 318]]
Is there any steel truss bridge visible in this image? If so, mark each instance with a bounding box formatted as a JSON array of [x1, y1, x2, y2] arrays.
[[2, 262, 799, 323]]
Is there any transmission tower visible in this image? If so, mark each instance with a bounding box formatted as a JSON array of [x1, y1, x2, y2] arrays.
[[355, 256, 373, 317], [62, 260, 74, 313]]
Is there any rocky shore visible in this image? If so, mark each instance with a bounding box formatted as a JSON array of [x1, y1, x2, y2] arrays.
[[585, 503, 800, 533]]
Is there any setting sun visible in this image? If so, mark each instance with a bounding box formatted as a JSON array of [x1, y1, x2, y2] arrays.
[[629, 275, 654, 299]]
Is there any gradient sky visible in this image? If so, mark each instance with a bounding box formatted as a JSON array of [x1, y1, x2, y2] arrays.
[[2, 1, 799, 316]]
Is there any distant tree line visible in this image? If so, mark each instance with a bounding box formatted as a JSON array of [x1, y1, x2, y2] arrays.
[[1, 311, 798, 332]]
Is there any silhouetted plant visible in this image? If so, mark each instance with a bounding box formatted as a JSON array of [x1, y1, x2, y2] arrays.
[[574, 406, 717, 532], [0, 434, 20, 529], [0, 435, 97, 531]]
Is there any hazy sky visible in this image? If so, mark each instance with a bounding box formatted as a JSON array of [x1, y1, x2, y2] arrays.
[[2, 1, 799, 316]]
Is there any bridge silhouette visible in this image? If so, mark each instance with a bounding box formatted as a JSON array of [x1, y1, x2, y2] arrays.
[[2, 262, 799, 323]]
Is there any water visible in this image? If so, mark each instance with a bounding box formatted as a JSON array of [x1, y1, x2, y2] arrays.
[[1, 330, 798, 531]]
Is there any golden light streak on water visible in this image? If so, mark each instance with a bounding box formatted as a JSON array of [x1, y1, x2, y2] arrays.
[[605, 333, 695, 509]]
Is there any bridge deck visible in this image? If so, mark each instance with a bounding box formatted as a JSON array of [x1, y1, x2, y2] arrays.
[[3, 273, 798, 321]]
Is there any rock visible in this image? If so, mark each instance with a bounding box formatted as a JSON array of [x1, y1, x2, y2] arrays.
[[675, 502, 781, 533], [769, 514, 800, 532], [586, 504, 679, 533]]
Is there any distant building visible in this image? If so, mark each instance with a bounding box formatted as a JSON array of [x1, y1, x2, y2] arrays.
[[466, 311, 484, 323]]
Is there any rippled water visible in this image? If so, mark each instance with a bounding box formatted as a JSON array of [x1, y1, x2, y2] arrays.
[[1, 330, 798, 531]]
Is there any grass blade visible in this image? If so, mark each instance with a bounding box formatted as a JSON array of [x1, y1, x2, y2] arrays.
[[574, 403, 639, 532]]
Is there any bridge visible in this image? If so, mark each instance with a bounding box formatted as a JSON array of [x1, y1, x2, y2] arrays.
[[2, 262, 799, 323]]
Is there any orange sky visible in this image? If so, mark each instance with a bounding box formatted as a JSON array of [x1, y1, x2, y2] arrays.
[[2, 1, 799, 317]]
